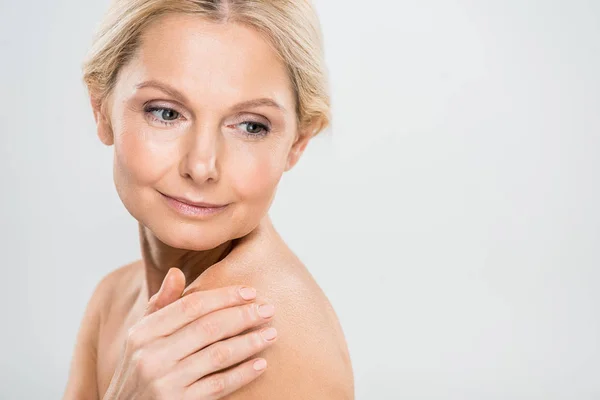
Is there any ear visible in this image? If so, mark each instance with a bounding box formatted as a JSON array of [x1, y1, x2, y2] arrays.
[[285, 122, 317, 171], [89, 95, 114, 146]]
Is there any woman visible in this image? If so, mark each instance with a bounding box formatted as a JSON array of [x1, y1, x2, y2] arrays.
[[63, 0, 354, 399]]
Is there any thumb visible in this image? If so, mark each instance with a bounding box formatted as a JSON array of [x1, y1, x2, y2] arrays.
[[144, 267, 186, 316]]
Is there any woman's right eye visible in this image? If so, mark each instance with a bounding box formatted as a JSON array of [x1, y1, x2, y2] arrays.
[[144, 106, 181, 126]]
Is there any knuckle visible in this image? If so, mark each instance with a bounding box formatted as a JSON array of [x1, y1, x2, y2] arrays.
[[208, 344, 232, 368], [148, 378, 168, 397], [179, 293, 203, 318], [126, 326, 144, 350], [233, 369, 244, 384], [242, 304, 257, 323], [207, 375, 226, 395], [134, 350, 157, 380], [250, 331, 266, 350], [228, 369, 244, 387], [197, 318, 220, 338]]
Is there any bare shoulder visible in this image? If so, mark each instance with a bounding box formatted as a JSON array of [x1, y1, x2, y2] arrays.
[[84, 260, 145, 338], [89, 260, 144, 324], [63, 260, 142, 399], [195, 231, 355, 399], [101, 260, 145, 309]]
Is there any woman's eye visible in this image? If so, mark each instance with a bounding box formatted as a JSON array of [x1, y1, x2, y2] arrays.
[[238, 121, 269, 136], [144, 106, 181, 125]]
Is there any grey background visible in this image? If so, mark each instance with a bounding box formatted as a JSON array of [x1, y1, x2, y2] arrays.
[[1, 0, 599, 399]]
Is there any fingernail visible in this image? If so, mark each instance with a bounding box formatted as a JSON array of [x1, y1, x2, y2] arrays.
[[261, 327, 278, 341], [253, 358, 267, 371], [239, 287, 256, 300], [257, 303, 275, 318]]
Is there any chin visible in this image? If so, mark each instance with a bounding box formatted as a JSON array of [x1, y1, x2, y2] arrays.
[[143, 210, 261, 251], [153, 226, 231, 251]]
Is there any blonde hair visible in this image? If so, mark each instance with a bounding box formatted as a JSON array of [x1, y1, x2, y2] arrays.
[[82, 0, 330, 135]]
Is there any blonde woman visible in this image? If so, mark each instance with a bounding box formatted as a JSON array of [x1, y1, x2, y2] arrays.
[[63, 1, 354, 399]]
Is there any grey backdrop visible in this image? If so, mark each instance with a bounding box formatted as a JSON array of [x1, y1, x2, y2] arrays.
[[1, 1, 599, 399]]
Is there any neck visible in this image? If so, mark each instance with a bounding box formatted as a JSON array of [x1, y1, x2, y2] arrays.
[[138, 223, 233, 301]]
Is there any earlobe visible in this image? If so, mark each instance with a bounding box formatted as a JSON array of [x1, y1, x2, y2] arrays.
[[89, 96, 114, 146], [97, 118, 115, 146], [285, 131, 312, 171], [285, 120, 322, 171]]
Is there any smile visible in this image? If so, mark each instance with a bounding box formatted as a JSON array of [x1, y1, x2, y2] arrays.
[[158, 191, 229, 218]]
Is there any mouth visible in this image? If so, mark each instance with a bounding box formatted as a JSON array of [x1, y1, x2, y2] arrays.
[[158, 191, 229, 217]]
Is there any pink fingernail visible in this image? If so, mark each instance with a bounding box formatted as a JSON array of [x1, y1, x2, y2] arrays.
[[253, 359, 267, 371], [257, 303, 275, 318], [239, 287, 257, 300], [261, 327, 278, 341]]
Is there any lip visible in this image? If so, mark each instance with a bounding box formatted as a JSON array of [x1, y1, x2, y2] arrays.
[[158, 191, 229, 217]]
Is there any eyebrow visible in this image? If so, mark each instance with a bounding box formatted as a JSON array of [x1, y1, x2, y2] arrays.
[[134, 80, 286, 113], [135, 80, 188, 103]]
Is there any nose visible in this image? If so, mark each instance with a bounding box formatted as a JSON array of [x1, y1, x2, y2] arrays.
[[179, 125, 220, 184]]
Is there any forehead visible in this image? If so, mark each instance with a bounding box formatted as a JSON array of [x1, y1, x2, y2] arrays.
[[115, 13, 294, 109]]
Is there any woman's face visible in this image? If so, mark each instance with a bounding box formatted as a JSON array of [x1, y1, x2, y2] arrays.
[[93, 14, 312, 250]]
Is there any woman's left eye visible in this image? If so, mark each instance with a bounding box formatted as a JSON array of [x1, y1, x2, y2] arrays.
[[237, 121, 270, 136]]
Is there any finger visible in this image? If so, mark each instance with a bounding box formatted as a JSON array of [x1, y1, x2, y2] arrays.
[[144, 268, 186, 316], [170, 326, 277, 387], [135, 285, 258, 343], [162, 302, 275, 362], [183, 358, 268, 400], [154, 268, 186, 311]]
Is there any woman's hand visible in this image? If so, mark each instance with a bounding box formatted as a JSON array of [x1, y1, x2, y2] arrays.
[[102, 267, 277, 400]]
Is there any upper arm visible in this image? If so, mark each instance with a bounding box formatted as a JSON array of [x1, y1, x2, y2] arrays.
[[221, 336, 354, 400], [62, 274, 114, 400]]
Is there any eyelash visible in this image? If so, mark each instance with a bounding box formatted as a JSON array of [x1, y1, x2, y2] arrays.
[[144, 106, 181, 127], [143, 106, 271, 137]]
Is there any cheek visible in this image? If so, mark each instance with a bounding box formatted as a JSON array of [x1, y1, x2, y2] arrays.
[[113, 122, 179, 187], [228, 144, 286, 202]]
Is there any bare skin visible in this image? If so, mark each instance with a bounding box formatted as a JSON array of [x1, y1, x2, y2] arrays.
[[89, 216, 353, 399], [63, 13, 353, 399]]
